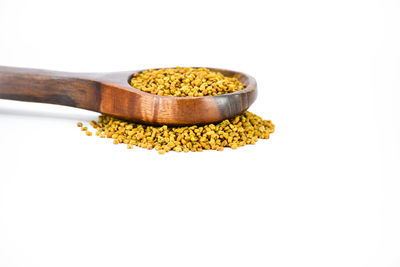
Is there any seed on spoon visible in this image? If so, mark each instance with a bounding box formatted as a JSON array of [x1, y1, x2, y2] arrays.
[[130, 67, 246, 97]]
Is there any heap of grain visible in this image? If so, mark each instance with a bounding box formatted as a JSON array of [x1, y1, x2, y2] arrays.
[[130, 67, 245, 97], [78, 67, 274, 153]]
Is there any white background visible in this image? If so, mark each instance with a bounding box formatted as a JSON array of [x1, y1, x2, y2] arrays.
[[0, 0, 399, 266]]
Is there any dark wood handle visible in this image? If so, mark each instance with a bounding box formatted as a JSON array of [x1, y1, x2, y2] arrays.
[[0, 66, 101, 111]]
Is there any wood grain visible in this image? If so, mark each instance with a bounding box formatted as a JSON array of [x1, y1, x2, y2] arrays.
[[0, 66, 257, 125]]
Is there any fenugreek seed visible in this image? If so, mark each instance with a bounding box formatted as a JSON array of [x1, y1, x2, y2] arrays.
[[174, 146, 183, 152], [127, 144, 133, 149], [78, 70, 274, 153], [130, 67, 246, 97], [86, 131, 92, 136], [77, 122, 83, 127]]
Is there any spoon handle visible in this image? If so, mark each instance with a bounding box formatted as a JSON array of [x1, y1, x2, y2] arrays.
[[0, 66, 101, 111]]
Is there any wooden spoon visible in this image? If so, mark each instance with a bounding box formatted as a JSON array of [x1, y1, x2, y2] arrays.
[[0, 66, 257, 125]]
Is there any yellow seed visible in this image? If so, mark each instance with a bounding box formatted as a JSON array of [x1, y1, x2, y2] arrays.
[[86, 131, 92, 136], [130, 67, 246, 97], [77, 122, 83, 127], [174, 146, 183, 152], [79, 97, 274, 153], [81, 126, 87, 131]]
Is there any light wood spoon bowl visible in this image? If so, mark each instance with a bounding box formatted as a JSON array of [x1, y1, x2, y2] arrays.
[[0, 66, 257, 125]]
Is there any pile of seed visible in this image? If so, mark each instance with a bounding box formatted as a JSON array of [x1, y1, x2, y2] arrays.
[[130, 67, 246, 97], [78, 111, 274, 154]]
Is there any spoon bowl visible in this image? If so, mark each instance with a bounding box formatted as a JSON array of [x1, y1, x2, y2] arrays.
[[0, 66, 257, 125]]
